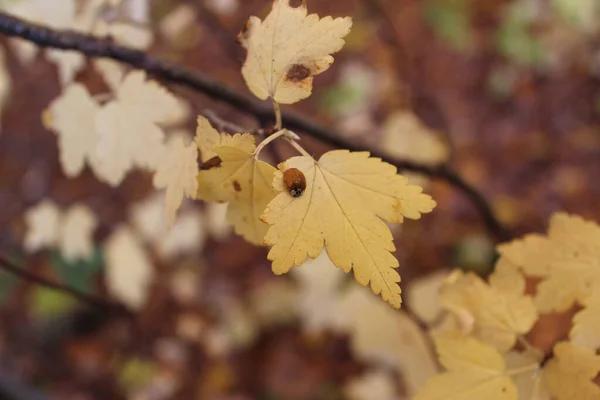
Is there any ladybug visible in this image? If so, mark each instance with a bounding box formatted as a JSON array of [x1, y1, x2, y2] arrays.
[[283, 168, 306, 197]]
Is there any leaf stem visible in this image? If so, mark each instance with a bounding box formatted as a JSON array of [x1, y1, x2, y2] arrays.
[[286, 138, 312, 158], [254, 129, 288, 158], [272, 99, 282, 131]]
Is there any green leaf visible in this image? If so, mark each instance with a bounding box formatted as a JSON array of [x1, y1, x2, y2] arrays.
[[28, 287, 77, 319], [424, 0, 473, 51], [50, 247, 104, 293]]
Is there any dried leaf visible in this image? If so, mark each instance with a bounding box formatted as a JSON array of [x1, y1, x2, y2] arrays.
[[58, 204, 98, 262], [440, 263, 537, 351], [196, 128, 277, 245], [542, 342, 600, 400], [415, 335, 518, 400], [153, 136, 199, 227], [498, 212, 600, 312], [94, 71, 178, 185], [105, 226, 154, 310], [44, 83, 100, 177], [238, 0, 352, 104], [261, 150, 436, 308], [24, 200, 61, 252]]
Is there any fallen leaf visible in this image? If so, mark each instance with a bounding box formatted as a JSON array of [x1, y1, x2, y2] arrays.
[[238, 0, 352, 104], [261, 150, 436, 308], [156, 209, 206, 259]]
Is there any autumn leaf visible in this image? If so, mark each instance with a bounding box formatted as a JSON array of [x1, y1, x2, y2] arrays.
[[196, 127, 277, 245], [440, 260, 537, 351], [261, 150, 436, 308], [570, 291, 600, 349], [334, 286, 438, 396], [93, 71, 179, 186], [58, 204, 98, 262], [195, 116, 255, 162], [105, 226, 154, 310], [542, 342, 600, 400], [153, 136, 199, 227], [415, 334, 518, 400], [498, 212, 600, 312], [238, 0, 352, 104], [24, 200, 62, 252], [44, 83, 100, 177]]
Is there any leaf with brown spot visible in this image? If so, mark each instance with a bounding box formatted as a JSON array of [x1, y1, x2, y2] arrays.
[[196, 120, 277, 245], [238, 0, 352, 104]]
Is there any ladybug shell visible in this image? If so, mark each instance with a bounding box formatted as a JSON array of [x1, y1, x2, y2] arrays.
[[283, 168, 306, 197]]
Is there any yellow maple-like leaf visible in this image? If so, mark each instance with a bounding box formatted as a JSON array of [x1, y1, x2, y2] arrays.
[[94, 71, 179, 186], [334, 286, 438, 396], [105, 226, 154, 310], [570, 292, 600, 349], [441, 260, 538, 351], [195, 116, 255, 162], [44, 83, 100, 178], [415, 334, 518, 400], [153, 136, 199, 227], [541, 342, 600, 400], [196, 131, 277, 245], [23, 200, 62, 252], [261, 150, 436, 308], [59, 204, 98, 262], [498, 212, 600, 312], [238, 0, 352, 104]]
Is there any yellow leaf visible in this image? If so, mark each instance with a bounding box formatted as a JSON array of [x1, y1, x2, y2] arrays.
[[293, 250, 346, 333], [24, 200, 62, 252], [440, 263, 537, 351], [541, 342, 600, 400], [238, 0, 352, 104], [334, 286, 438, 396], [261, 150, 436, 308], [196, 132, 277, 245], [46, 49, 85, 87], [94, 71, 178, 185], [105, 226, 154, 310], [94, 58, 125, 92], [415, 335, 518, 400], [381, 111, 449, 166], [344, 370, 399, 400], [58, 204, 98, 262], [498, 212, 600, 312], [570, 292, 600, 349], [44, 83, 100, 177], [195, 116, 254, 162], [153, 136, 199, 227]]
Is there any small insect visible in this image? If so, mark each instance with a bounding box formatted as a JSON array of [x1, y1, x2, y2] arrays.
[[283, 168, 306, 197]]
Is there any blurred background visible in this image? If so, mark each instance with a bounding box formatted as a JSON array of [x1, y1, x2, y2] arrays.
[[0, 0, 598, 398]]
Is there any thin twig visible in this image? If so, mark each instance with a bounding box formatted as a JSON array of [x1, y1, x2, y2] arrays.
[[0, 254, 131, 316], [0, 13, 512, 242]]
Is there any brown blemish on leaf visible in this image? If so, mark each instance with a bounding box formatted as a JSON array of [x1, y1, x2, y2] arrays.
[[200, 156, 222, 170], [285, 64, 312, 82], [233, 181, 242, 192]]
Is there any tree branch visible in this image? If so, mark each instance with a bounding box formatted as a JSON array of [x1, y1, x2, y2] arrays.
[[0, 12, 512, 242], [0, 254, 131, 316]]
